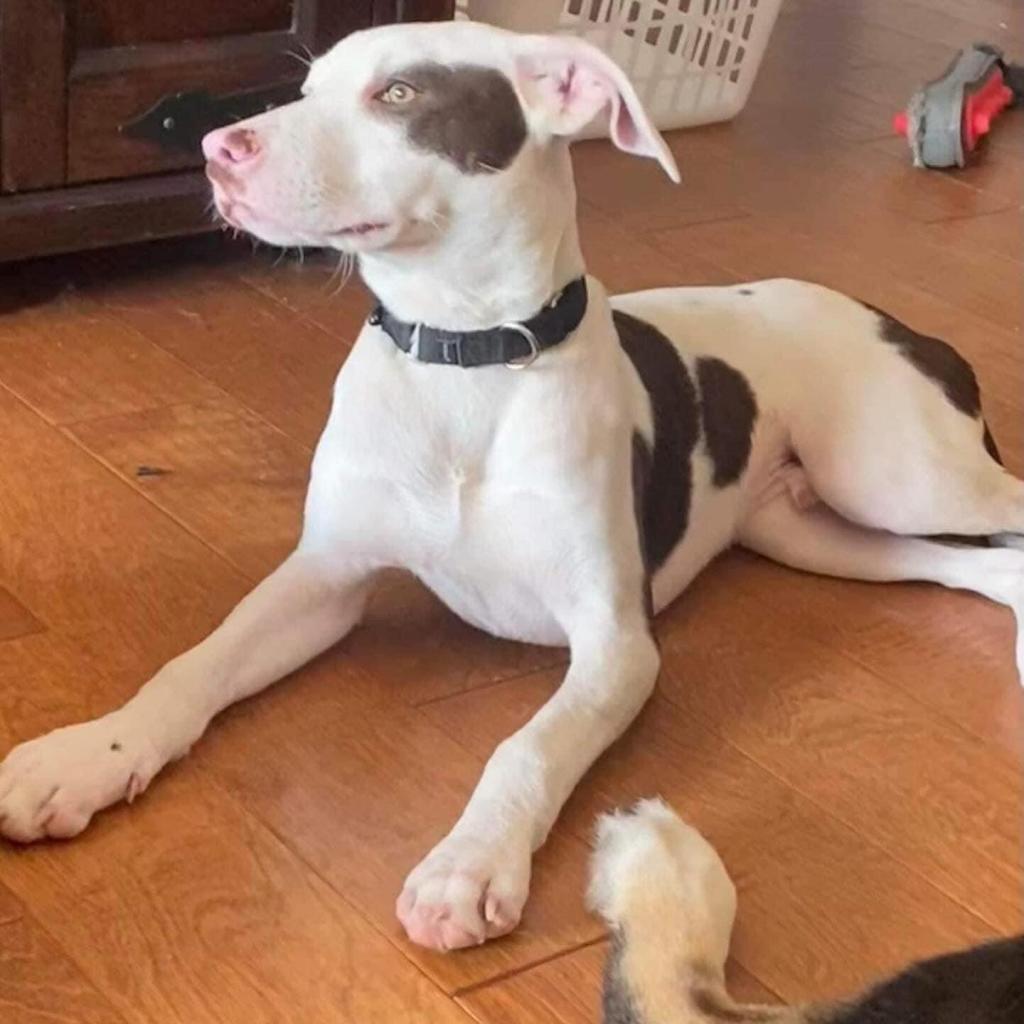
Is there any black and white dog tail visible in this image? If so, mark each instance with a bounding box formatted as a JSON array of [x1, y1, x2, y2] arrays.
[[590, 800, 1024, 1024]]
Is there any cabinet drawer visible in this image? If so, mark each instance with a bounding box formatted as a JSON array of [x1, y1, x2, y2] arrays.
[[65, 2, 372, 184]]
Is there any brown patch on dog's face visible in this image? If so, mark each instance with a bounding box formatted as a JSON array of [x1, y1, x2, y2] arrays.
[[372, 62, 527, 174]]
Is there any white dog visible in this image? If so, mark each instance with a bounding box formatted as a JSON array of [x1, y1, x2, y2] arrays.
[[1, 21, 1021, 954]]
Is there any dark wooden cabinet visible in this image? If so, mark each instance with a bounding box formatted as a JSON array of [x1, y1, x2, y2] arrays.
[[0, 0, 455, 261]]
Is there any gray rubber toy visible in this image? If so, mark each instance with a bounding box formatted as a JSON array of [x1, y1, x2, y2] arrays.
[[905, 43, 1005, 168]]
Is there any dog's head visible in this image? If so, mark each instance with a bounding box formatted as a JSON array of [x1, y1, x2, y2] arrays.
[[202, 20, 678, 252]]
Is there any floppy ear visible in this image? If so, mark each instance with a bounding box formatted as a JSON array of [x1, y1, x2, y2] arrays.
[[514, 34, 680, 183]]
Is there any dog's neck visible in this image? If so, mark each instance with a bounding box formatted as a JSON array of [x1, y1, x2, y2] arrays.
[[358, 145, 586, 332]]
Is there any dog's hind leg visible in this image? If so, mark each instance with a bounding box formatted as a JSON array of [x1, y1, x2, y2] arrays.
[[738, 487, 1024, 679], [795, 410, 1024, 541]]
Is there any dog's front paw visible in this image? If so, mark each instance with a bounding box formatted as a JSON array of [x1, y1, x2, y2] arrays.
[[397, 832, 531, 951], [0, 717, 160, 842]]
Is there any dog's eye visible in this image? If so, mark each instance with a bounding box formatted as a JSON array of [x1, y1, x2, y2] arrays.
[[377, 81, 418, 105]]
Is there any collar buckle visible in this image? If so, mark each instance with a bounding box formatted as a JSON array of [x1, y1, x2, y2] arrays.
[[407, 322, 423, 361]]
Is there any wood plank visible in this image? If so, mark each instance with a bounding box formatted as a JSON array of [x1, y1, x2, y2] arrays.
[[199, 653, 602, 994], [421, 670, 999, 1000], [830, 0, 1023, 55], [704, 551, 1024, 763], [0, 588, 43, 644], [651, 562, 1022, 932], [665, 134, 1014, 297], [460, 941, 606, 1024], [0, 300, 223, 426], [68, 398, 307, 581], [461, 943, 781, 1024], [922, 208, 1024, 265], [350, 571, 567, 706], [0, 1, 68, 192], [0, 632, 135, 755], [0, 914, 125, 1024], [571, 137, 748, 234], [0, 883, 22, 926], [0, 729, 476, 1024], [236, 254, 378, 343], [0, 385, 249, 691], [93, 257, 353, 448], [578, 203, 741, 293], [0, 632, 474, 1023]]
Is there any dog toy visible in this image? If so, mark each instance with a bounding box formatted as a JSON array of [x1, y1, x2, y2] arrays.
[[893, 43, 1023, 168]]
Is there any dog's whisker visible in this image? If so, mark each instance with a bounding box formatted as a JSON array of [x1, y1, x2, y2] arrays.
[[328, 253, 356, 297], [286, 48, 313, 69]]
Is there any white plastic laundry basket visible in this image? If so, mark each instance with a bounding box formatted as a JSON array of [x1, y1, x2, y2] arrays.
[[457, 0, 782, 132]]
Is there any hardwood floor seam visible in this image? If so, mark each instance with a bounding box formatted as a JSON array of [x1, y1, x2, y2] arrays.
[[452, 935, 609, 998], [55, 423, 264, 586], [93, 300, 320, 454], [656, 687, 1015, 936]]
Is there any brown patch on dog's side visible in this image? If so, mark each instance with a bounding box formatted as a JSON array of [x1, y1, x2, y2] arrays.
[[376, 63, 527, 174], [615, 311, 700, 572], [864, 303, 982, 418], [983, 422, 1003, 466], [630, 432, 655, 620], [696, 357, 758, 488]]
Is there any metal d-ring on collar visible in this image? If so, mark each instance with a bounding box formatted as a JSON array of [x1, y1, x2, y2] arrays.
[[501, 322, 541, 369], [367, 276, 588, 370]]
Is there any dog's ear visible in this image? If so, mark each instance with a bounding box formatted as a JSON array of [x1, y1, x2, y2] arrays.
[[514, 35, 680, 183]]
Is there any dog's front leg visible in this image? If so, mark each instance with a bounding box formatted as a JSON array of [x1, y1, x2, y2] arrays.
[[0, 550, 371, 842], [398, 608, 659, 951]]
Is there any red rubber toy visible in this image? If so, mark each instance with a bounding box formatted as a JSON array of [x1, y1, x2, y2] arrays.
[[893, 43, 1022, 168]]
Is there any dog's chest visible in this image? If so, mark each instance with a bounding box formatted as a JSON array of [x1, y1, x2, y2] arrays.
[[307, 339, 550, 557]]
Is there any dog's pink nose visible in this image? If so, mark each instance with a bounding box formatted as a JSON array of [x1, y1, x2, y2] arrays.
[[202, 127, 261, 166]]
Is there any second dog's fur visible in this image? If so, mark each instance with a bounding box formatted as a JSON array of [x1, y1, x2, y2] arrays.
[[591, 801, 1024, 1024]]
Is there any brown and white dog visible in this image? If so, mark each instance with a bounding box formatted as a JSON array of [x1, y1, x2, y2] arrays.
[[591, 800, 1023, 1023], [1, 21, 1021, 954]]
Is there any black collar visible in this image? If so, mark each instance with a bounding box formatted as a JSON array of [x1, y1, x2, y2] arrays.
[[368, 276, 588, 369]]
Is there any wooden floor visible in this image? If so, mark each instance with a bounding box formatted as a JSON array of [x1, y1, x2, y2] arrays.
[[2, 1, 1023, 1020]]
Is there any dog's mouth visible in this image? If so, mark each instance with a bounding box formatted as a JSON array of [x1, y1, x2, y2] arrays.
[[209, 184, 394, 249], [326, 221, 390, 238]]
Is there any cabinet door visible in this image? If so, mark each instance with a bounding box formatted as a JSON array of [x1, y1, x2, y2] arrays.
[[0, 0, 453, 193], [67, 0, 377, 185], [0, 1, 71, 191]]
